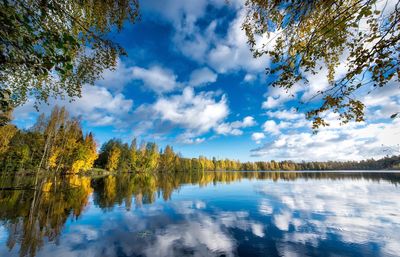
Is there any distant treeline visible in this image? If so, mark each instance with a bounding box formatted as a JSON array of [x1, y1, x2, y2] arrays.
[[95, 138, 400, 172], [1, 106, 399, 173]]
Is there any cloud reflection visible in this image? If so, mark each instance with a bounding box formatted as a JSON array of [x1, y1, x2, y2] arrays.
[[31, 199, 267, 257], [1, 173, 399, 257], [256, 179, 400, 256]]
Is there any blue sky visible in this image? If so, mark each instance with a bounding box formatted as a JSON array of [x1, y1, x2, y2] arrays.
[[13, 0, 400, 161]]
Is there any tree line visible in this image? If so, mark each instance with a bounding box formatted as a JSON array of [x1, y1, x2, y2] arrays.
[[0, 106, 399, 173], [96, 139, 400, 172]]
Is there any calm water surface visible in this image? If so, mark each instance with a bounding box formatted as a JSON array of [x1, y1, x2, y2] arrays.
[[0, 171, 399, 257]]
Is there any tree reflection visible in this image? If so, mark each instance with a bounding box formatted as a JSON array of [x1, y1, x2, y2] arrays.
[[0, 171, 399, 256], [0, 174, 92, 257]]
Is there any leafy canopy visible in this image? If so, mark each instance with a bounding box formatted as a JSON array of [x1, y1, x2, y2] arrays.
[[0, 0, 140, 123], [243, 0, 399, 128]]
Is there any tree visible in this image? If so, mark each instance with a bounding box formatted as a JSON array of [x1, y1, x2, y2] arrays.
[[51, 117, 83, 172], [0, 0, 140, 121], [33, 106, 98, 172], [0, 124, 17, 155], [243, 0, 399, 128], [129, 138, 138, 171], [160, 145, 176, 172], [96, 139, 122, 171], [106, 145, 121, 172], [146, 143, 159, 171], [71, 132, 98, 173], [117, 142, 131, 172], [0, 89, 13, 126], [82, 133, 98, 171], [38, 106, 69, 171]]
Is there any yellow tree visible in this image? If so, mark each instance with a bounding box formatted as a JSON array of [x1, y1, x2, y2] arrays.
[[82, 133, 98, 171], [160, 145, 176, 172], [106, 145, 121, 172], [54, 118, 82, 172], [71, 132, 98, 173], [129, 138, 138, 172], [146, 143, 159, 171]]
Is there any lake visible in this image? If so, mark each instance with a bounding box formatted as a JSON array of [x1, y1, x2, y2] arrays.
[[0, 171, 399, 257]]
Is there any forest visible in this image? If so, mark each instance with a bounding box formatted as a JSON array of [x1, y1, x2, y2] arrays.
[[1, 106, 399, 174]]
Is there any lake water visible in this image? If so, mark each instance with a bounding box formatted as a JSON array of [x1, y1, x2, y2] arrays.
[[0, 171, 399, 257]]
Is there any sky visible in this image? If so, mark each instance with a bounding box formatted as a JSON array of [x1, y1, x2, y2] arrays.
[[13, 0, 400, 162]]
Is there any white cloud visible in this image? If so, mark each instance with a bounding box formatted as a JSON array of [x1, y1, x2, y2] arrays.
[[362, 80, 400, 120], [215, 123, 243, 136], [251, 132, 265, 144], [244, 74, 256, 82], [143, 0, 227, 28], [262, 97, 281, 109], [298, 60, 348, 103], [260, 109, 309, 136], [64, 86, 133, 127], [173, 20, 217, 63], [252, 118, 400, 161], [132, 66, 181, 93], [131, 89, 258, 144], [144, 1, 269, 74], [142, 0, 230, 63], [189, 67, 218, 87], [181, 136, 206, 145], [266, 108, 304, 121], [255, 73, 399, 161], [262, 120, 281, 135], [153, 87, 228, 134], [262, 85, 301, 110], [96, 59, 133, 91], [215, 116, 256, 136], [14, 85, 133, 127], [241, 116, 257, 127], [207, 9, 270, 74]]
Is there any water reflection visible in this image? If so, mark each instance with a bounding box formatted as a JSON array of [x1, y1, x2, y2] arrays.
[[0, 175, 92, 257], [255, 179, 400, 256], [0, 171, 399, 257]]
